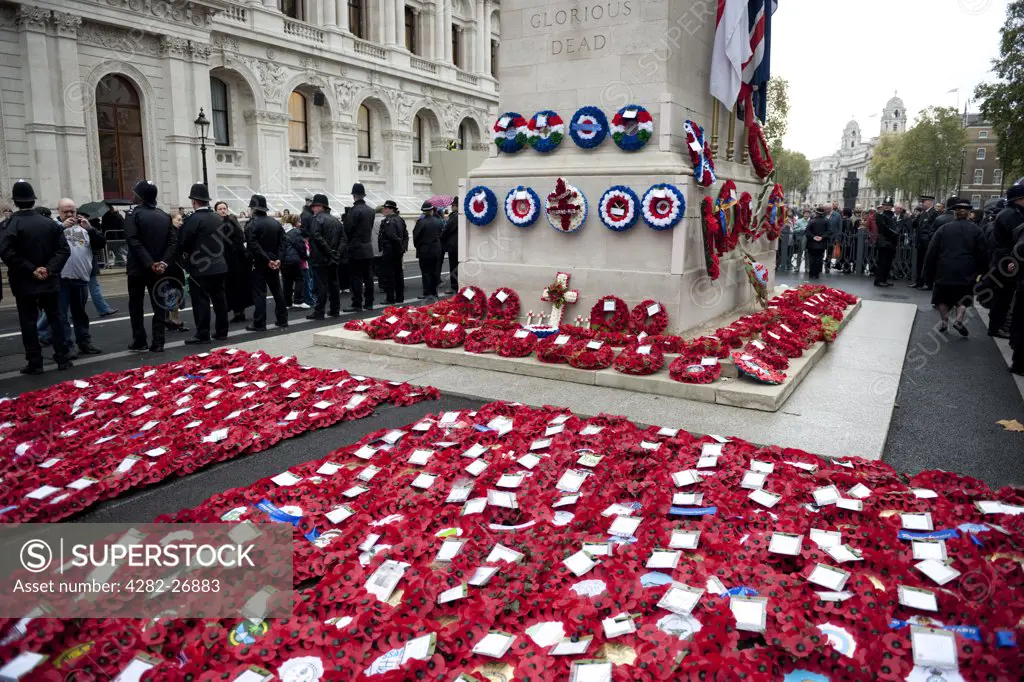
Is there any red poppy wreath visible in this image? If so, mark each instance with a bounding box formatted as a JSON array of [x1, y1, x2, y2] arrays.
[[669, 356, 722, 384], [589, 295, 629, 332], [464, 326, 502, 353], [629, 299, 669, 336], [453, 285, 488, 318], [496, 328, 539, 358], [487, 287, 521, 321], [614, 342, 665, 376], [701, 196, 720, 280], [424, 323, 466, 349], [568, 339, 614, 369], [535, 333, 574, 364]]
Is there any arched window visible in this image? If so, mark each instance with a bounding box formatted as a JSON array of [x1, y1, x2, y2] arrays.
[[358, 104, 371, 159], [288, 91, 307, 153], [894, 110, 899, 118], [349, 0, 365, 39], [412, 114, 423, 163], [458, 121, 467, 150], [210, 77, 229, 146], [96, 74, 145, 200]]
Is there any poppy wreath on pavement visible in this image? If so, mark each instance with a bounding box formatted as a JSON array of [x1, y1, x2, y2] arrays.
[[364, 314, 403, 340], [701, 196, 721, 280], [493, 111, 529, 153], [629, 299, 669, 336], [504, 186, 542, 228], [464, 326, 502, 353], [568, 105, 608, 149], [613, 342, 665, 376], [641, 183, 686, 231], [464, 186, 499, 226], [496, 328, 539, 358], [669, 356, 722, 384], [733, 351, 787, 385], [342, 319, 365, 331], [611, 104, 654, 151], [684, 119, 717, 188], [589, 295, 629, 333], [526, 110, 565, 153], [597, 185, 641, 233], [452, 285, 487, 318], [487, 287, 521, 321], [391, 326, 426, 345], [535, 334, 575, 364], [743, 340, 790, 372], [567, 339, 614, 369], [424, 322, 466, 349]]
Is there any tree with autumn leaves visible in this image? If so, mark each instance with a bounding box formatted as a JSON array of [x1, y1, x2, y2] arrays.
[[867, 106, 967, 201]]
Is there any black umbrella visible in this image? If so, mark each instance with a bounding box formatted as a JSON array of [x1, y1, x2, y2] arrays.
[[77, 200, 131, 218], [983, 197, 1004, 212]]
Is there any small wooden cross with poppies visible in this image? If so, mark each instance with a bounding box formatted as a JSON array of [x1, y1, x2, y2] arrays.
[[547, 177, 582, 232], [541, 272, 579, 327]]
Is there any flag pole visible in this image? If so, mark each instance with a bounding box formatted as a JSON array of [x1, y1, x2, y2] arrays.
[[711, 100, 721, 159], [726, 100, 737, 161]]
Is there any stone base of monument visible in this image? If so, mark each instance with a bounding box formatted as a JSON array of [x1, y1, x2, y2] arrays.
[[312, 300, 861, 413]]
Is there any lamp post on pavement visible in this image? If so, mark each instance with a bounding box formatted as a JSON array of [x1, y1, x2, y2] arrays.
[[194, 108, 210, 187]]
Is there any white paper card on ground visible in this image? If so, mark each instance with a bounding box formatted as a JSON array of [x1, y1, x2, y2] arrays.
[[411, 473, 436, 490], [647, 549, 681, 570], [740, 471, 767, 490], [608, 515, 642, 538], [550, 636, 592, 656], [750, 460, 775, 474], [912, 488, 938, 499], [26, 485, 61, 500], [749, 489, 782, 508], [326, 505, 355, 524], [570, 661, 613, 682], [602, 614, 637, 639], [701, 443, 724, 457], [915, 559, 961, 586], [898, 585, 939, 612], [111, 655, 156, 682], [812, 486, 841, 507], [564, 550, 598, 576], [670, 530, 701, 550], [808, 564, 851, 591], [365, 560, 408, 602], [847, 483, 872, 499], [673, 492, 704, 506], [910, 626, 958, 668], [730, 596, 768, 633], [0, 651, 46, 680], [497, 473, 525, 489], [810, 529, 843, 548], [556, 470, 588, 493], [472, 632, 515, 658], [469, 565, 500, 586], [902, 513, 934, 531], [271, 472, 301, 487], [486, 490, 518, 509], [912, 540, 948, 562], [462, 498, 487, 515], [462, 443, 487, 459], [658, 582, 704, 615], [438, 584, 468, 604], [672, 470, 700, 487], [769, 533, 804, 556], [823, 545, 862, 563]]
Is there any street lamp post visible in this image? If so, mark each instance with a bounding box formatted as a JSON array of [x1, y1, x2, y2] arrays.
[[194, 108, 210, 187]]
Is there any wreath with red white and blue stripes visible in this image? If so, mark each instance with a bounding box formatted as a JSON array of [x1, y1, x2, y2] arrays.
[[569, 106, 608, 149], [504, 186, 541, 227], [598, 186, 640, 232], [684, 119, 717, 188], [640, 183, 685, 231], [464, 186, 498, 226]]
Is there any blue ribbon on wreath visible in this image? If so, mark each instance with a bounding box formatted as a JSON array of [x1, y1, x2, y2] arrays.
[[464, 186, 498, 226], [569, 106, 608, 149]]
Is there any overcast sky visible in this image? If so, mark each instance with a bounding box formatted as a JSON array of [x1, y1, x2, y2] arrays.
[[773, 0, 1010, 160]]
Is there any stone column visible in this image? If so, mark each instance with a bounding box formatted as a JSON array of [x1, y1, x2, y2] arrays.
[[483, 0, 492, 75], [443, 0, 452, 63], [395, 0, 405, 48], [382, 0, 396, 45], [473, 0, 484, 72], [433, 2, 444, 61], [190, 43, 218, 194], [159, 37, 203, 204], [324, 0, 336, 27], [322, 120, 358, 194], [335, 0, 349, 30], [51, 11, 90, 202], [245, 110, 292, 193], [17, 6, 59, 203], [384, 129, 413, 196], [263, 0, 276, 10]]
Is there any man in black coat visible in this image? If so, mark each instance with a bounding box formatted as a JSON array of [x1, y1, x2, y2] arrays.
[[984, 184, 1024, 339], [923, 199, 989, 336], [913, 196, 941, 289], [244, 194, 289, 331], [306, 193, 347, 319], [413, 201, 444, 298], [378, 200, 408, 304], [124, 180, 177, 352], [178, 183, 233, 343], [873, 197, 900, 287], [804, 206, 831, 279], [344, 183, 376, 312], [0, 181, 72, 373], [440, 197, 459, 293]]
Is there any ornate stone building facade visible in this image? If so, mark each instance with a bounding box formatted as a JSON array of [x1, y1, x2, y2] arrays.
[[0, 0, 500, 212], [807, 96, 907, 210]]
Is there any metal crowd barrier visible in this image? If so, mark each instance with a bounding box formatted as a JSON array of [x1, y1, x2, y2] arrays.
[[775, 229, 917, 281], [101, 231, 127, 270]]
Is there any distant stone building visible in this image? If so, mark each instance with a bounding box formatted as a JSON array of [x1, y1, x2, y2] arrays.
[[807, 96, 908, 210], [959, 114, 1004, 209]]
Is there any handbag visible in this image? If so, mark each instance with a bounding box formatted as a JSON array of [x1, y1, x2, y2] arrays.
[[832, 243, 842, 260]]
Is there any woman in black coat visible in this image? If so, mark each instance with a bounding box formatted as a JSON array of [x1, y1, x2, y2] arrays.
[[804, 206, 831, 279], [215, 201, 251, 322], [923, 199, 989, 336]]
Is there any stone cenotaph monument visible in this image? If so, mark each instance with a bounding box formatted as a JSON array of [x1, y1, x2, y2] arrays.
[[460, 0, 776, 332]]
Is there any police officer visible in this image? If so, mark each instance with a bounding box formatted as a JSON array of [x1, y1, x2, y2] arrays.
[[244, 194, 289, 331], [306, 193, 346, 320], [874, 197, 899, 287], [413, 201, 444, 298], [0, 180, 71, 374], [178, 183, 234, 343], [986, 185, 1024, 340], [344, 182, 376, 312], [378, 200, 409, 304], [124, 180, 177, 353], [911, 195, 939, 289]]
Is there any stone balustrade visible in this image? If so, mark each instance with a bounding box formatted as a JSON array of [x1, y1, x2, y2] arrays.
[[284, 19, 325, 44], [354, 38, 386, 60]]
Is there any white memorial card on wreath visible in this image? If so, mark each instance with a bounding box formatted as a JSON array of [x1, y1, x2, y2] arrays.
[[901, 513, 934, 531], [898, 585, 939, 612], [672, 470, 700, 487], [915, 559, 961, 586], [910, 626, 958, 668], [809, 529, 843, 548], [472, 631, 515, 658], [730, 596, 768, 633], [657, 582, 704, 615], [564, 550, 597, 577], [749, 489, 782, 508], [812, 486, 841, 507], [465, 459, 488, 477], [669, 530, 701, 550], [912, 539, 948, 562], [807, 564, 851, 591], [768, 533, 804, 556], [601, 613, 637, 639], [740, 471, 767, 490], [608, 515, 642, 538], [549, 636, 593, 656], [673, 492, 704, 506]]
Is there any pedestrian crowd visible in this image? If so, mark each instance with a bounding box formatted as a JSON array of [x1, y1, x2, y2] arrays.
[[0, 179, 461, 376]]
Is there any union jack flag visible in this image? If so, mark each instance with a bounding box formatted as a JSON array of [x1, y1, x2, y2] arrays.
[[739, 0, 778, 123]]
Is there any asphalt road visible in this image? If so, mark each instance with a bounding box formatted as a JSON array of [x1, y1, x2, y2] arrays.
[[777, 271, 1024, 490]]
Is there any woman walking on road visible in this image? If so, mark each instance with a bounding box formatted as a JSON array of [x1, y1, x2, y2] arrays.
[[923, 199, 989, 336], [215, 201, 250, 324]]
